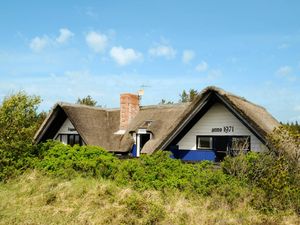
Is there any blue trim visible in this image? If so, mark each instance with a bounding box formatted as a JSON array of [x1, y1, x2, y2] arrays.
[[131, 144, 138, 157], [170, 149, 216, 161]]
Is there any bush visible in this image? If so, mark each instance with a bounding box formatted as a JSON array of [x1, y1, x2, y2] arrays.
[[112, 151, 246, 204], [222, 127, 300, 213], [0, 91, 44, 181], [268, 126, 300, 163], [36, 145, 246, 206], [36, 141, 118, 179], [0, 143, 38, 181], [222, 152, 300, 213], [34, 141, 299, 214]]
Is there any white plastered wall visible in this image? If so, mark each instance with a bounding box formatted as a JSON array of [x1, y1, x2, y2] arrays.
[[176, 103, 268, 152]]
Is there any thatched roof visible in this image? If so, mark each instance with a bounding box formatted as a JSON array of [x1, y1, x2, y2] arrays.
[[34, 103, 132, 152], [155, 86, 280, 153], [34, 86, 280, 154], [204, 86, 279, 135], [120, 103, 190, 153]]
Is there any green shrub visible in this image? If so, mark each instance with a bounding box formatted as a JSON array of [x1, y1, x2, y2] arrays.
[[0, 143, 38, 181], [36, 141, 118, 179], [36, 145, 246, 206], [222, 152, 300, 213], [0, 91, 44, 181], [113, 151, 246, 205]]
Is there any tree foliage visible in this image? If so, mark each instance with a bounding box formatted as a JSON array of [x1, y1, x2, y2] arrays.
[[179, 89, 198, 103], [0, 91, 42, 145], [159, 99, 174, 105], [159, 89, 199, 104], [0, 91, 43, 180], [76, 95, 97, 106]]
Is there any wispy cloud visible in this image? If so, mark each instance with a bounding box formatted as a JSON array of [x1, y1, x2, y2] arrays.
[[149, 44, 176, 59], [182, 50, 195, 64], [277, 66, 292, 76], [29, 36, 49, 52], [110, 46, 143, 66], [0, 70, 209, 110], [228, 57, 238, 64], [294, 105, 300, 112], [195, 61, 208, 72], [29, 28, 74, 52], [85, 31, 108, 53], [277, 43, 290, 49], [56, 28, 74, 44], [85, 7, 98, 19], [207, 69, 222, 80], [276, 65, 296, 81]]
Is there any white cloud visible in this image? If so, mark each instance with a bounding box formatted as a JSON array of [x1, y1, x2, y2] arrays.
[[195, 61, 208, 72], [229, 57, 238, 63], [110, 46, 143, 66], [30, 28, 74, 52], [85, 7, 98, 19], [278, 43, 289, 49], [56, 28, 74, 44], [294, 105, 300, 112], [149, 44, 176, 59], [207, 69, 222, 80], [85, 31, 108, 53], [276, 66, 296, 81], [276, 66, 292, 77], [29, 36, 49, 52], [182, 50, 195, 64]]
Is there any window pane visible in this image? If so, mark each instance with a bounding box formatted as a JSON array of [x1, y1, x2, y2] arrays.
[[197, 137, 212, 149], [61, 134, 67, 144], [68, 135, 75, 146], [74, 135, 81, 145]]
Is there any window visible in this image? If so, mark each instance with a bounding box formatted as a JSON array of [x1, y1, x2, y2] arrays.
[[57, 134, 83, 146], [196, 136, 213, 149]]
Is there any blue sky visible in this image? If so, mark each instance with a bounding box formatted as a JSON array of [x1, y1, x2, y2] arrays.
[[0, 0, 299, 122]]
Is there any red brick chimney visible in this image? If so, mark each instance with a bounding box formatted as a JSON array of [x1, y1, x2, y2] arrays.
[[120, 93, 139, 130]]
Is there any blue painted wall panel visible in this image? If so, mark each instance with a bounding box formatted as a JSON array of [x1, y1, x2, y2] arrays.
[[131, 144, 137, 157], [170, 149, 216, 161]]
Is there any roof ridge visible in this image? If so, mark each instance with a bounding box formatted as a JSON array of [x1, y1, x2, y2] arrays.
[[140, 102, 190, 109], [57, 102, 119, 111], [200, 86, 267, 111]]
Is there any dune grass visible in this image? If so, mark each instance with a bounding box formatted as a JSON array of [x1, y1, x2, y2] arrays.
[[0, 170, 299, 225]]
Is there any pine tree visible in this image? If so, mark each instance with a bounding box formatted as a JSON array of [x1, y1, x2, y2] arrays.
[[76, 95, 97, 106]]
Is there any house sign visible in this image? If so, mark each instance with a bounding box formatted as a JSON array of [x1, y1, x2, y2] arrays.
[[211, 126, 234, 133]]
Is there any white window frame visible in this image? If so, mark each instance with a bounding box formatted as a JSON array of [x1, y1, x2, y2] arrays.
[[196, 136, 213, 150]]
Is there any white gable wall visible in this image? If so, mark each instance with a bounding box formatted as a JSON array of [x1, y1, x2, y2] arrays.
[[176, 102, 267, 152], [54, 118, 79, 144]]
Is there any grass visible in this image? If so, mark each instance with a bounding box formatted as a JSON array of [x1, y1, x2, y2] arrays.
[[0, 170, 299, 225]]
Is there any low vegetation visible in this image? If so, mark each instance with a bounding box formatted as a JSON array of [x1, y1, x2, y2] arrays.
[[1, 170, 299, 225]]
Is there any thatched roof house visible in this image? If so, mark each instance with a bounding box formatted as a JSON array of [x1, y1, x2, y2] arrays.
[[34, 86, 279, 161]]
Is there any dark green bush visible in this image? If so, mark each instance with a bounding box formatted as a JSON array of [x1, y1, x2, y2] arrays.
[[36, 141, 118, 179], [112, 151, 246, 202], [0, 143, 38, 181]]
